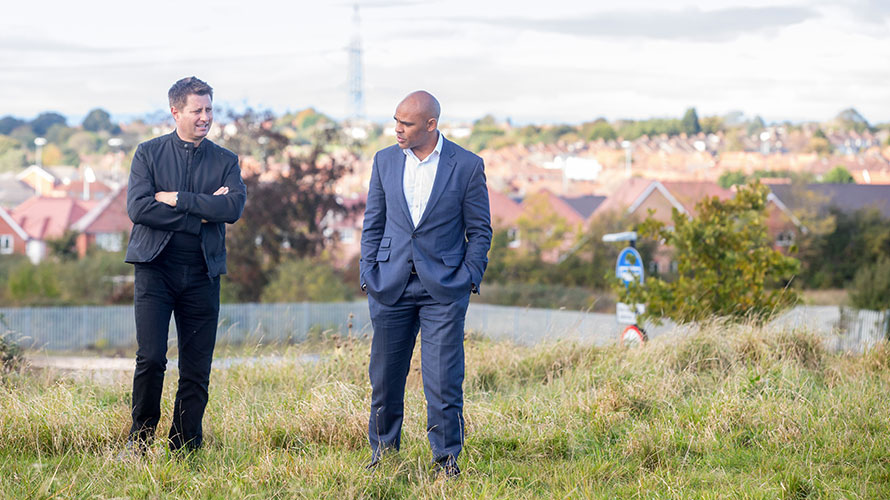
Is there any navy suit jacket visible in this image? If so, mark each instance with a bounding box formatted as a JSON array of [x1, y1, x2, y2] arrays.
[[360, 137, 492, 306]]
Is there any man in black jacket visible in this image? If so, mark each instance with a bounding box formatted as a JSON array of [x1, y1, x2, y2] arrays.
[[124, 76, 246, 453]]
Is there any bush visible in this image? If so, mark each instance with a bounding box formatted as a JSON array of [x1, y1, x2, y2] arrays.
[[261, 258, 354, 303], [619, 182, 800, 325], [848, 257, 890, 311]]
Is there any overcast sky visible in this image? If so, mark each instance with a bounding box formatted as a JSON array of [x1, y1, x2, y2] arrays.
[[1, 0, 888, 125]]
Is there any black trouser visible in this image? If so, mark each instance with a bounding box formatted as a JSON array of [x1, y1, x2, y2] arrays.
[[129, 258, 220, 451]]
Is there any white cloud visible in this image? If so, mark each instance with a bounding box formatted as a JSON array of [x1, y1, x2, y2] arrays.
[[0, 0, 887, 124]]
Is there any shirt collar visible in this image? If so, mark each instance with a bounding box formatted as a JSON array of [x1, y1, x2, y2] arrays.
[[404, 131, 444, 162]]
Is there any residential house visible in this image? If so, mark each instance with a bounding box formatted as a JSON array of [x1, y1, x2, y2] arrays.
[[16, 165, 56, 196], [70, 187, 132, 257], [488, 188, 522, 248], [323, 194, 366, 269], [768, 183, 890, 219], [0, 206, 28, 257], [561, 194, 606, 221], [11, 196, 98, 263], [15, 165, 113, 200], [0, 171, 37, 208], [55, 179, 115, 201], [589, 178, 736, 273]]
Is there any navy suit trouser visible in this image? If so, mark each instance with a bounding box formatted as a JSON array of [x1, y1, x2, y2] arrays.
[[129, 258, 220, 451], [368, 273, 470, 464]]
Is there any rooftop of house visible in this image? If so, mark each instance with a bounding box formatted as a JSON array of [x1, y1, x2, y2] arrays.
[[12, 196, 98, 240]]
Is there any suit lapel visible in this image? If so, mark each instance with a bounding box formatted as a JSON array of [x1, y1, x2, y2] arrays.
[[416, 138, 456, 229], [391, 148, 415, 228]]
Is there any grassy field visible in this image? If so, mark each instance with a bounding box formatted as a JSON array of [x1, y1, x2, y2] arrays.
[[2, 323, 890, 499]]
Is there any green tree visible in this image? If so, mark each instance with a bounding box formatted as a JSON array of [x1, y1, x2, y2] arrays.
[[618, 182, 800, 324], [806, 130, 833, 155], [797, 207, 890, 288], [66, 131, 102, 156], [0, 148, 25, 172], [834, 108, 871, 133], [681, 107, 701, 135], [821, 165, 855, 184], [0, 116, 26, 135], [467, 114, 505, 151], [699, 115, 724, 135], [221, 116, 358, 302], [514, 193, 574, 258], [717, 170, 748, 188], [581, 119, 617, 142], [848, 257, 890, 310], [81, 108, 117, 133], [30, 112, 67, 136], [46, 230, 80, 261], [0, 136, 25, 172], [557, 210, 655, 289], [747, 116, 766, 136]]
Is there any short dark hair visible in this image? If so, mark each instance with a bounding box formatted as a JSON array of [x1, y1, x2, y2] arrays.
[[168, 76, 213, 110]]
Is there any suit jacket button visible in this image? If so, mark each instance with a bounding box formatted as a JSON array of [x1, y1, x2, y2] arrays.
[[411, 234, 416, 239]]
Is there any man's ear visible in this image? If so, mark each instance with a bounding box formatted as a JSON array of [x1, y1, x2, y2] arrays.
[[428, 118, 437, 132], [170, 106, 180, 120]]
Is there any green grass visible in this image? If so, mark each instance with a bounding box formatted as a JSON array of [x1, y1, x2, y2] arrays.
[[2, 323, 890, 499]]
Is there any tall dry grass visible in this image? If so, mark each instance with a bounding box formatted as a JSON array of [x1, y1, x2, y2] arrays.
[[2, 322, 889, 498]]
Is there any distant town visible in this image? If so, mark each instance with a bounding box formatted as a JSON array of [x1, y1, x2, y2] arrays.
[[0, 105, 888, 309]]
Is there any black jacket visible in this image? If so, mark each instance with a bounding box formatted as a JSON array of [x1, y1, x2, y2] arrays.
[[125, 131, 246, 277]]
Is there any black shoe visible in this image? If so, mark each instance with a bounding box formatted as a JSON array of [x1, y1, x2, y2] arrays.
[[433, 457, 460, 478]]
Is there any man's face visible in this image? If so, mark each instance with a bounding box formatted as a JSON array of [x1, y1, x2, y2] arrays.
[[393, 99, 435, 151], [172, 93, 213, 144]]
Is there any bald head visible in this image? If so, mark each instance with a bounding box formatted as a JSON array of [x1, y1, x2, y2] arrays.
[[393, 90, 441, 156], [399, 90, 440, 121]]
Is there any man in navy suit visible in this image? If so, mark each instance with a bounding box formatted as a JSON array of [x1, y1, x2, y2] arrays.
[[360, 91, 492, 477]]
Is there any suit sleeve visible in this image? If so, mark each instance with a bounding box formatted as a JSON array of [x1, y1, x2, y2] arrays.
[[126, 144, 202, 234], [360, 152, 386, 283], [174, 154, 247, 224], [462, 158, 492, 292]]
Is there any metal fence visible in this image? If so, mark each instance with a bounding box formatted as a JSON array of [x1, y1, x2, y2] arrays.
[[1, 302, 887, 353]]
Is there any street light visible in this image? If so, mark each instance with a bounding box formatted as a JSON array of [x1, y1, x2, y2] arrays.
[[621, 140, 632, 177], [108, 137, 123, 180], [34, 137, 47, 168]]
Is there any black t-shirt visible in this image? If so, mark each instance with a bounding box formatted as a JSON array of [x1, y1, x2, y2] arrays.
[[161, 231, 205, 266]]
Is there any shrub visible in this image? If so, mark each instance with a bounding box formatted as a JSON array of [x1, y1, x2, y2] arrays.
[[619, 182, 800, 325], [848, 257, 890, 311], [261, 258, 354, 303]]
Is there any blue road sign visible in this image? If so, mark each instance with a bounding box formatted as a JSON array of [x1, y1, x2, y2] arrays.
[[616, 247, 645, 287]]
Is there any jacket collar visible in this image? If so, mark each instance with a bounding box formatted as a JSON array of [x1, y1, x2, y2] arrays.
[[169, 130, 207, 151]]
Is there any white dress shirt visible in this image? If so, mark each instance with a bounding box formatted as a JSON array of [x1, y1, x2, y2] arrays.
[[403, 132, 444, 227]]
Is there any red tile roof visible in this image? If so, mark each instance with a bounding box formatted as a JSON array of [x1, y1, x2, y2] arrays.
[[527, 189, 585, 226], [12, 196, 98, 240], [71, 187, 131, 234], [589, 177, 654, 220], [659, 181, 734, 215], [488, 188, 521, 227]]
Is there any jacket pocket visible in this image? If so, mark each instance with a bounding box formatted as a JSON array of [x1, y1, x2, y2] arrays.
[[442, 254, 463, 267], [375, 249, 391, 262], [380, 237, 391, 248]]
